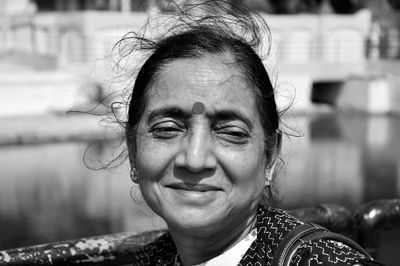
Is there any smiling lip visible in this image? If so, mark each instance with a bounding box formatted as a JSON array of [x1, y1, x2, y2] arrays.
[[167, 183, 221, 192]]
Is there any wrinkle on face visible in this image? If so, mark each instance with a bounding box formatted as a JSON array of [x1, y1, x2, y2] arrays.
[[147, 54, 245, 101], [134, 54, 268, 240]]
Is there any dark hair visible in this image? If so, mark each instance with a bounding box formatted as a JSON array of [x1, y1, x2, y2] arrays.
[[117, 1, 281, 204], [128, 26, 279, 138]]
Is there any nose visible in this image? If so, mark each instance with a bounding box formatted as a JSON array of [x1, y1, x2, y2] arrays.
[[174, 125, 217, 173]]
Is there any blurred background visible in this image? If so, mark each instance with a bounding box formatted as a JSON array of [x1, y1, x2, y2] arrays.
[[0, 0, 400, 265]]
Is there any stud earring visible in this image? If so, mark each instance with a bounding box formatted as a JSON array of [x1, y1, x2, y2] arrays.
[[130, 167, 138, 183]]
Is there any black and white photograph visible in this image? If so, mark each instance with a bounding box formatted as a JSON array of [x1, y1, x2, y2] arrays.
[[0, 0, 399, 265]]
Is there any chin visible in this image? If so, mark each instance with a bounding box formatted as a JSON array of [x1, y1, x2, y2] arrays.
[[164, 206, 226, 233]]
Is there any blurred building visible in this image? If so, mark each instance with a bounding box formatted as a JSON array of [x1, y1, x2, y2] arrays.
[[34, 0, 143, 12], [0, 0, 377, 68], [0, 0, 399, 116]]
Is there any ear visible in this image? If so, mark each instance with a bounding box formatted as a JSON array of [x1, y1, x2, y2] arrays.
[[126, 131, 136, 169], [264, 132, 281, 186], [265, 131, 282, 170]]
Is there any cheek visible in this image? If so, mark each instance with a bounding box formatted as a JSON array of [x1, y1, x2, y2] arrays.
[[239, 160, 266, 203], [136, 137, 165, 181], [220, 148, 266, 191], [135, 137, 168, 211], [241, 159, 265, 192]]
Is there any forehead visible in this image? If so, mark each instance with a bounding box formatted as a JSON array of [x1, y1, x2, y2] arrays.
[[145, 55, 257, 113]]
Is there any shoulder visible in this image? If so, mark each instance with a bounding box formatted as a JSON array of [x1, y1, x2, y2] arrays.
[[132, 232, 177, 266], [291, 239, 383, 266], [256, 206, 384, 265], [257, 205, 304, 228], [256, 205, 304, 246], [252, 205, 304, 261]]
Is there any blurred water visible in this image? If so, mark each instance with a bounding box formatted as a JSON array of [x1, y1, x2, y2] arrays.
[[0, 140, 166, 250], [0, 112, 399, 263], [281, 112, 400, 209]]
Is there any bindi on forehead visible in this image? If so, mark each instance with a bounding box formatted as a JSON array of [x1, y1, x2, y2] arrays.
[[192, 101, 205, 115]]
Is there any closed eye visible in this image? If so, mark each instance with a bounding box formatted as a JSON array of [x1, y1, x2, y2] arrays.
[[150, 121, 185, 139], [214, 126, 250, 144]]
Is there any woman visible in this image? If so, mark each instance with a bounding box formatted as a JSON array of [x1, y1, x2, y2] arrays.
[[117, 2, 383, 265]]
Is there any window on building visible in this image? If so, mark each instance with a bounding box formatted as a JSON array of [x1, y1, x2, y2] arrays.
[[131, 0, 148, 11], [93, 0, 110, 10], [34, 0, 56, 11]]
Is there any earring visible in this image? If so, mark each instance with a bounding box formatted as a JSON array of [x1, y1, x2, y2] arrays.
[[265, 172, 272, 187], [265, 163, 276, 187], [130, 167, 138, 183]]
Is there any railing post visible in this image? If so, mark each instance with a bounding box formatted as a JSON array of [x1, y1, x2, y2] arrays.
[[289, 203, 354, 236], [0, 230, 166, 266], [354, 199, 400, 258]]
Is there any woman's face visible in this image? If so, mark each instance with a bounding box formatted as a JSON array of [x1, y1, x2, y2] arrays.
[[133, 55, 269, 235]]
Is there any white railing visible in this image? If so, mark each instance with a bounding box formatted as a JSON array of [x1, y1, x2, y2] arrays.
[[1, 10, 372, 68]]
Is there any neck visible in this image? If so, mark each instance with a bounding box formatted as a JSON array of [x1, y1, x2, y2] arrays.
[[169, 211, 258, 266]]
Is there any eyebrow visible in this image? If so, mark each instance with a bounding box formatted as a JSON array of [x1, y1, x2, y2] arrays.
[[147, 106, 253, 129], [147, 106, 191, 123]]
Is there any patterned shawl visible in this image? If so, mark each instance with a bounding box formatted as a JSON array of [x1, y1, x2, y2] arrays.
[[132, 205, 376, 266]]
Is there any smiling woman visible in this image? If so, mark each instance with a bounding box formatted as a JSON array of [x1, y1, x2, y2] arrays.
[[134, 55, 267, 241], [113, 1, 384, 265]]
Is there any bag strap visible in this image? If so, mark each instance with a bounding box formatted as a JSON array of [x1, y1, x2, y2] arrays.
[[271, 223, 373, 266]]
